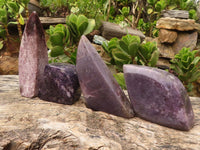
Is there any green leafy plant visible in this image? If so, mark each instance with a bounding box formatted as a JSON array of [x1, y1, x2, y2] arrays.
[[40, 0, 69, 17], [47, 24, 69, 57], [102, 34, 140, 70], [47, 14, 95, 64], [137, 41, 159, 67], [66, 13, 95, 44], [170, 47, 200, 92], [0, 7, 11, 52], [0, 0, 29, 44], [119, 7, 130, 17], [102, 34, 159, 71], [189, 9, 198, 20]]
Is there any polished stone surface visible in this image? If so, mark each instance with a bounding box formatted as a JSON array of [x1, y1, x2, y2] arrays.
[[124, 64, 194, 131], [38, 63, 81, 105], [76, 36, 134, 118], [18, 12, 48, 98]]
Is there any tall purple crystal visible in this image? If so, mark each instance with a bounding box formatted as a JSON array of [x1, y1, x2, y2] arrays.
[[38, 63, 81, 105], [19, 12, 48, 98], [123, 64, 194, 130], [76, 36, 134, 118]]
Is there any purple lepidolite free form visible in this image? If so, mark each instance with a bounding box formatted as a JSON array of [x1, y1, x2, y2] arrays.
[[38, 63, 81, 105], [19, 12, 48, 98], [76, 35, 134, 118], [123, 64, 194, 130]]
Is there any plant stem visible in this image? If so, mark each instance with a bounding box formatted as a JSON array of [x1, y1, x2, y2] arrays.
[[135, 1, 142, 27], [137, 50, 148, 65], [132, 1, 138, 28], [16, 15, 22, 41], [4, 25, 10, 52], [106, 0, 111, 21], [25, 6, 29, 20]]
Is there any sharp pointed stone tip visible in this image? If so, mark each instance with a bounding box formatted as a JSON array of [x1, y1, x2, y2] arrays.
[[80, 35, 87, 41], [25, 11, 43, 36]]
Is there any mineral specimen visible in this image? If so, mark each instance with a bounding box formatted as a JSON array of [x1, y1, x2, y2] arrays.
[[123, 64, 194, 130], [19, 12, 48, 98], [38, 63, 81, 105], [76, 35, 134, 118]]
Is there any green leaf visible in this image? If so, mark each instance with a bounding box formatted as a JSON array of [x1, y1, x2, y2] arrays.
[[8, 21, 18, 25], [112, 48, 131, 66], [77, 15, 88, 26], [119, 40, 128, 54], [50, 32, 64, 46], [0, 40, 4, 50], [192, 57, 200, 65], [68, 14, 77, 25], [19, 5, 24, 14], [78, 21, 88, 35], [147, 8, 153, 14], [119, 7, 130, 17], [83, 19, 95, 35], [0, 8, 7, 24], [108, 38, 118, 50], [102, 41, 110, 54], [68, 22, 78, 37], [64, 26, 70, 43], [54, 24, 66, 34], [148, 50, 159, 67], [189, 71, 200, 82], [128, 42, 139, 57], [76, 15, 88, 35], [50, 46, 64, 57], [113, 73, 127, 89], [46, 39, 53, 50], [0, 26, 6, 38], [7, 2, 19, 14], [21, 0, 30, 5], [18, 14, 24, 25]]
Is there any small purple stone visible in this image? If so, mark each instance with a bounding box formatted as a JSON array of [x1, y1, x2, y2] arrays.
[[38, 63, 81, 105], [76, 36, 134, 118], [123, 64, 194, 130]]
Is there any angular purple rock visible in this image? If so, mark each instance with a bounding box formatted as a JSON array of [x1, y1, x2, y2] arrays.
[[19, 12, 48, 98], [38, 63, 81, 105], [76, 35, 134, 118], [123, 64, 194, 130]]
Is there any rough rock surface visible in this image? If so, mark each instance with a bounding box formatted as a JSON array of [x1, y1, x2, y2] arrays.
[[156, 57, 171, 70], [123, 65, 194, 131], [156, 17, 200, 31], [146, 32, 197, 59], [172, 31, 198, 54], [76, 36, 134, 118], [158, 29, 177, 43], [146, 37, 175, 59], [38, 63, 81, 105], [101, 21, 145, 40], [18, 12, 48, 98], [0, 75, 200, 150], [161, 10, 189, 19], [0, 56, 18, 75]]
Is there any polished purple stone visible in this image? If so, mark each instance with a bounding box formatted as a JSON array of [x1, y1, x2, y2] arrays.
[[38, 63, 81, 105], [76, 35, 134, 118], [123, 64, 194, 130], [19, 12, 48, 98]]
